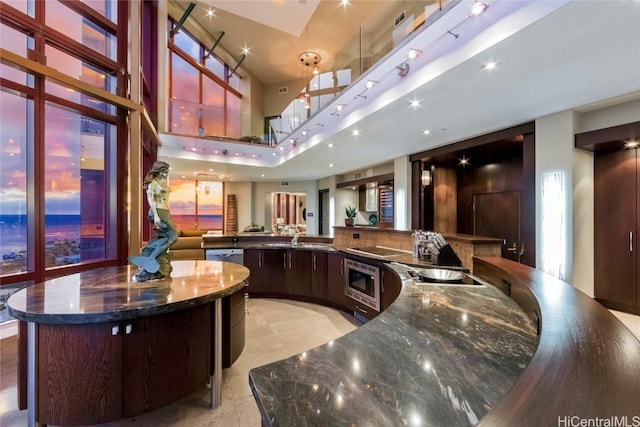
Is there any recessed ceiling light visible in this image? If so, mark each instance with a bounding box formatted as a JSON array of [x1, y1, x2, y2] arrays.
[[469, 1, 489, 17], [272, 152, 277, 156], [625, 141, 639, 148], [408, 48, 422, 60], [365, 80, 376, 89], [206, 9, 215, 17], [352, 129, 360, 136], [328, 143, 333, 148], [410, 99, 420, 108], [329, 163, 334, 167], [423, 130, 431, 135], [484, 61, 497, 70], [261, 174, 265, 178], [191, 147, 197, 151], [242, 47, 250, 55], [209, 168, 213, 172]]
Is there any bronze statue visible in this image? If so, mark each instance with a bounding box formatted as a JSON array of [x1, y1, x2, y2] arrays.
[[129, 161, 178, 281]]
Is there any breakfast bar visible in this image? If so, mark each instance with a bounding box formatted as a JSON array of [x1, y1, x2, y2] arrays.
[[7, 260, 249, 427], [249, 256, 640, 426]]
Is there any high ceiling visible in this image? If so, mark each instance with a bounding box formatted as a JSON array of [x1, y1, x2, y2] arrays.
[[160, 0, 640, 183]]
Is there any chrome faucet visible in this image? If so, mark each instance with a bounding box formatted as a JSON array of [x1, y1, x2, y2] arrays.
[[291, 232, 301, 247]]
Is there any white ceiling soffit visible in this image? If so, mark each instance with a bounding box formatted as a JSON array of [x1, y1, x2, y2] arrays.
[[201, 0, 321, 36], [160, 0, 570, 168]]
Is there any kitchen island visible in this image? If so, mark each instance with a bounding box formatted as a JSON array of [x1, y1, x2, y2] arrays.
[[249, 256, 640, 426], [7, 260, 249, 427]]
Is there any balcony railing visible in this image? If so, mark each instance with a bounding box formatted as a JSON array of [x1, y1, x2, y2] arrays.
[[269, 0, 453, 144], [168, 0, 454, 146]]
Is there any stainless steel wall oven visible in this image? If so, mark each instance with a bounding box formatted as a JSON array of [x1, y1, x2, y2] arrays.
[[344, 258, 380, 312]]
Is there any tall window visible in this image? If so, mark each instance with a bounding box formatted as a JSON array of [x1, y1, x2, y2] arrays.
[[168, 179, 223, 232], [168, 20, 242, 138], [0, 0, 127, 283]]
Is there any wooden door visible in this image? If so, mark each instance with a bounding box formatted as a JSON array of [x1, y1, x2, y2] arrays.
[[474, 191, 522, 262], [637, 149, 640, 307], [595, 149, 637, 307]]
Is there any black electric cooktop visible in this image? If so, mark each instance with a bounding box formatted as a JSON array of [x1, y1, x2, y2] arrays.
[[350, 247, 410, 257]]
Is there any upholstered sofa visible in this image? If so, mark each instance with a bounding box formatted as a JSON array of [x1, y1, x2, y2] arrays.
[[168, 229, 206, 260]]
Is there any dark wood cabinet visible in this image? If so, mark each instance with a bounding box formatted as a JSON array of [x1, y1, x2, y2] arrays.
[[287, 249, 312, 297], [595, 148, 639, 310], [244, 248, 264, 292], [327, 252, 346, 307], [36, 304, 210, 425], [310, 251, 329, 300], [261, 248, 287, 294], [381, 265, 402, 311]]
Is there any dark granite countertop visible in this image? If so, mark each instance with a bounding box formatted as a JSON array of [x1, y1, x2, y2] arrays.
[[7, 260, 249, 324], [249, 264, 538, 426]]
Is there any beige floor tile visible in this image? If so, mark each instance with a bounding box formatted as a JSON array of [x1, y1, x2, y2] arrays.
[[0, 298, 357, 427]]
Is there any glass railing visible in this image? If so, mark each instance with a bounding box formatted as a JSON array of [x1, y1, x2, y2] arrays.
[[269, 0, 455, 144], [167, 0, 455, 146]]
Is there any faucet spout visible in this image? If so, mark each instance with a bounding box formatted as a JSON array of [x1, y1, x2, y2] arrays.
[[291, 232, 301, 247]]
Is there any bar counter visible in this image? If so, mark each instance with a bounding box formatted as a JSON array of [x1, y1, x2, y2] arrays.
[[249, 256, 640, 426], [7, 260, 249, 426]]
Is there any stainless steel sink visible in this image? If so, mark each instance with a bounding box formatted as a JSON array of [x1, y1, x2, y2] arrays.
[[293, 243, 335, 251], [258, 242, 293, 248]]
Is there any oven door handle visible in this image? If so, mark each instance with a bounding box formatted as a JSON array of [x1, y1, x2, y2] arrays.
[[355, 306, 368, 314]]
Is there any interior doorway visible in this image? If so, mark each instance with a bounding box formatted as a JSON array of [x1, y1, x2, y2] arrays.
[[473, 191, 522, 262]]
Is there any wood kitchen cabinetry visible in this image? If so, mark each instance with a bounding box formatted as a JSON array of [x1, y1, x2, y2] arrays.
[[245, 247, 406, 321], [37, 305, 210, 425], [244, 248, 265, 292], [310, 251, 329, 300], [595, 147, 639, 312], [327, 252, 346, 307], [286, 249, 312, 297]]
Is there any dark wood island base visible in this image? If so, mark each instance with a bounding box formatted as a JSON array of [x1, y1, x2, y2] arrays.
[[8, 260, 249, 426]]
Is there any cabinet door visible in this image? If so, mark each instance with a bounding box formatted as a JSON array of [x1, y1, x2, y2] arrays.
[[124, 304, 210, 418], [637, 150, 640, 307], [262, 248, 287, 293], [310, 251, 329, 300], [327, 252, 346, 307], [287, 249, 312, 297], [244, 248, 264, 293], [595, 149, 637, 306], [380, 266, 402, 311], [37, 323, 123, 425]]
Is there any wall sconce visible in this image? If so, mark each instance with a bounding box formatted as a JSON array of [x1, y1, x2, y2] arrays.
[[421, 169, 432, 186]]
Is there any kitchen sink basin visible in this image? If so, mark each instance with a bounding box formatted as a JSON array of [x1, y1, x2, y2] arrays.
[[293, 243, 335, 251], [258, 242, 293, 248]]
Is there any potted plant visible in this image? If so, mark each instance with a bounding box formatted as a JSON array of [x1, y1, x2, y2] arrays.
[[345, 205, 357, 226]]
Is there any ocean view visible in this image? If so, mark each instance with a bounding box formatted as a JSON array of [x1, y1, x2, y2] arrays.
[[0, 214, 223, 257]]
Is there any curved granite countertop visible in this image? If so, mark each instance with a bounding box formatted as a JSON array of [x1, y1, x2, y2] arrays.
[[249, 262, 539, 426], [7, 260, 249, 325], [249, 256, 640, 426]]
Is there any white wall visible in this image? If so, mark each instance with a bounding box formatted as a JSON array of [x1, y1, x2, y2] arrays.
[[572, 147, 594, 296], [578, 99, 640, 133], [393, 156, 411, 231]]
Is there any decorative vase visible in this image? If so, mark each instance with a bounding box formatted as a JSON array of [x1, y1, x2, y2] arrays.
[[345, 218, 354, 226]]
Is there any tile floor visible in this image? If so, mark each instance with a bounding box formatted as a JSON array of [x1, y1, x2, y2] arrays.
[[0, 298, 359, 427], [1, 300, 639, 427]]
